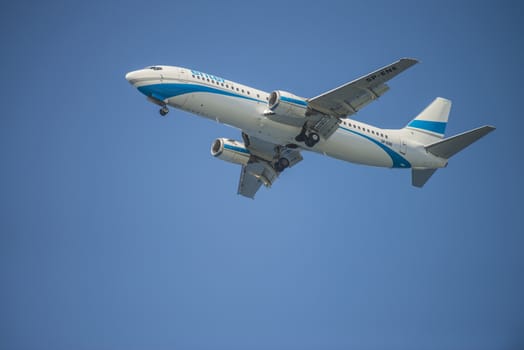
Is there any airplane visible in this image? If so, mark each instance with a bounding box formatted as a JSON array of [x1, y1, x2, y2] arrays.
[[125, 58, 495, 198]]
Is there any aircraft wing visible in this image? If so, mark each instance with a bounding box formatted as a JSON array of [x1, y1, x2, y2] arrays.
[[308, 58, 418, 118], [237, 134, 303, 198], [238, 163, 266, 199]]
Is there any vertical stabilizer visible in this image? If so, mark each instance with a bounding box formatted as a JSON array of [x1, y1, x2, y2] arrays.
[[404, 97, 451, 144]]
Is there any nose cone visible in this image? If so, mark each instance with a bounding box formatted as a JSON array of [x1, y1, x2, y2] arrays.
[[125, 70, 142, 85], [126, 67, 163, 88]]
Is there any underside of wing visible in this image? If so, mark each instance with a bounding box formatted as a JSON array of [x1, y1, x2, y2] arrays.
[[264, 90, 342, 141], [237, 163, 266, 199], [236, 133, 303, 199], [308, 58, 418, 118]]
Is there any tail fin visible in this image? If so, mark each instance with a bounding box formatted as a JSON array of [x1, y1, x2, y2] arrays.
[[404, 97, 451, 144], [406, 98, 495, 188]]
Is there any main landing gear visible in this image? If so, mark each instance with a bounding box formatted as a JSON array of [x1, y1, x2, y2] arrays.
[[274, 157, 290, 172], [295, 125, 320, 147], [159, 106, 169, 116]]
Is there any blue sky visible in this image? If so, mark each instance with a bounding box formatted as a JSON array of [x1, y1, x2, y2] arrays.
[[1, 1, 523, 349]]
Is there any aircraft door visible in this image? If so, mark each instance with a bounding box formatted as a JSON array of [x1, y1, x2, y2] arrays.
[[400, 139, 407, 155]]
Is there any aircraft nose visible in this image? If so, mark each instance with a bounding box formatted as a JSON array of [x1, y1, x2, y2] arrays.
[[125, 70, 141, 85]]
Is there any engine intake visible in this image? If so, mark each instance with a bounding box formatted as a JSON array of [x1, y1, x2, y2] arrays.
[[211, 138, 251, 165], [268, 90, 308, 119]]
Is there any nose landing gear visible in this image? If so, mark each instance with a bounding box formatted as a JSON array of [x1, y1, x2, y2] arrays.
[[159, 106, 169, 116], [147, 96, 169, 117]]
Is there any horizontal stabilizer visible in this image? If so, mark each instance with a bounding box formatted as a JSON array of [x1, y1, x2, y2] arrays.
[[426, 125, 495, 159], [412, 168, 438, 187]]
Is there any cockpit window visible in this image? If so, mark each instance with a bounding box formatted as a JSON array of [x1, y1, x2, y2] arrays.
[[148, 66, 163, 71]]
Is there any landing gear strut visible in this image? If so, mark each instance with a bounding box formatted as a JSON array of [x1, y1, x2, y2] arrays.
[[159, 106, 169, 116], [295, 125, 319, 147]]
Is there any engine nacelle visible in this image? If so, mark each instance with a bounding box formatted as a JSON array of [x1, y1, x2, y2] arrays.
[[268, 90, 308, 119], [210, 138, 251, 165]]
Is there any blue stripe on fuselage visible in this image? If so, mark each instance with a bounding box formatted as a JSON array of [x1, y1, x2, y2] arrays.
[[339, 126, 411, 168], [137, 83, 265, 104], [137, 82, 409, 168]]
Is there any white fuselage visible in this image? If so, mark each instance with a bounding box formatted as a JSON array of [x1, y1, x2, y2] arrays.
[[125, 66, 447, 170]]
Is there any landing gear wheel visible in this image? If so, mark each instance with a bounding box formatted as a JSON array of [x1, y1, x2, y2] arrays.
[[274, 158, 290, 172], [309, 132, 320, 143], [295, 133, 306, 142], [305, 137, 315, 147], [278, 157, 290, 169], [159, 106, 169, 116], [304, 132, 320, 147], [295, 123, 320, 147]]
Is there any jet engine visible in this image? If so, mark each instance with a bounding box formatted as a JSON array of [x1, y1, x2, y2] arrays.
[[268, 90, 308, 119], [211, 138, 251, 165]]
